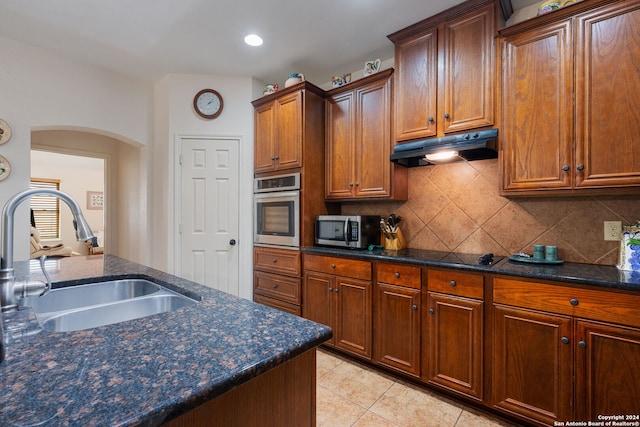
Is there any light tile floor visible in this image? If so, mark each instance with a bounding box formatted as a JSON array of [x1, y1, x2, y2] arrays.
[[316, 349, 520, 427]]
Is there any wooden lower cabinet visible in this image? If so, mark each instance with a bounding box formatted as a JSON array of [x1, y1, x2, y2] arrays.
[[427, 292, 484, 402], [375, 283, 421, 377], [492, 304, 573, 426], [303, 269, 373, 359], [253, 246, 302, 315], [575, 320, 640, 421]]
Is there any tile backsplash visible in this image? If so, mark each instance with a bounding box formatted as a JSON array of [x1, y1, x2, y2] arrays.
[[341, 159, 640, 265]]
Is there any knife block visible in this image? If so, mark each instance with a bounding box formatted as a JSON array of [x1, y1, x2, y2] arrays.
[[383, 228, 406, 250]]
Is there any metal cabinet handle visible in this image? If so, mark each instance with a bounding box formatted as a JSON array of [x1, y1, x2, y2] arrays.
[[271, 259, 277, 263], [412, 305, 418, 311], [329, 287, 333, 292], [349, 183, 354, 187], [570, 298, 579, 306], [578, 340, 587, 349], [428, 116, 434, 123], [272, 284, 278, 289], [331, 264, 336, 269], [577, 164, 584, 171], [355, 182, 359, 187], [334, 288, 339, 293], [394, 272, 400, 278], [444, 113, 450, 119], [562, 165, 570, 172], [450, 280, 456, 287], [561, 336, 569, 345], [429, 308, 435, 315]]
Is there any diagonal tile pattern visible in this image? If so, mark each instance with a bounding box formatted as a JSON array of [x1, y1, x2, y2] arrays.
[[316, 349, 519, 427], [342, 159, 640, 265]]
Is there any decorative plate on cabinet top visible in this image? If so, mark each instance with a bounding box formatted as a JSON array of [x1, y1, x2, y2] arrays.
[[0, 119, 12, 145], [0, 155, 12, 181]]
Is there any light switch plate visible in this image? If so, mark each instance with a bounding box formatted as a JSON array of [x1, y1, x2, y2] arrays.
[[604, 221, 622, 241]]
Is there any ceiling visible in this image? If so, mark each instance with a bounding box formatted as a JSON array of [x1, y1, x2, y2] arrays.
[[0, 0, 539, 87]]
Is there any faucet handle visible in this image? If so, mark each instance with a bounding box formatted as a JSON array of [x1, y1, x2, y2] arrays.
[[38, 255, 51, 296]]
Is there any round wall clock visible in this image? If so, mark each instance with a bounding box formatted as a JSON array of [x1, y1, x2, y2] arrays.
[[0, 155, 12, 181], [193, 89, 224, 119], [0, 119, 12, 145]]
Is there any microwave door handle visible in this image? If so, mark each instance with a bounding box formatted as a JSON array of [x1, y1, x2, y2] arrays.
[[344, 219, 350, 241]]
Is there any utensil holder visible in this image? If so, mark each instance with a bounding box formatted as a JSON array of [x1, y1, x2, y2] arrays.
[[383, 228, 406, 251]]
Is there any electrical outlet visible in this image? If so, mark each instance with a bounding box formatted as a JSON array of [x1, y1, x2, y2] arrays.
[[604, 221, 622, 241]]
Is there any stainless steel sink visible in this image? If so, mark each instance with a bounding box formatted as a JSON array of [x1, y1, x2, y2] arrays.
[[20, 279, 198, 332]]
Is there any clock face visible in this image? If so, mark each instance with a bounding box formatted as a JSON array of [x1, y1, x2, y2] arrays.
[[194, 89, 223, 119]]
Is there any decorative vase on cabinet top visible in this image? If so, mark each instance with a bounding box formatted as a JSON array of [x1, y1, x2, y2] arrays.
[[285, 73, 305, 87]]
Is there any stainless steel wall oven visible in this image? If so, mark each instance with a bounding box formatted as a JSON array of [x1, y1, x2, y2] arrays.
[[253, 173, 300, 248]]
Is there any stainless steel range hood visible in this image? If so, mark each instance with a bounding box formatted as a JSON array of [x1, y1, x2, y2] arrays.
[[390, 129, 498, 167]]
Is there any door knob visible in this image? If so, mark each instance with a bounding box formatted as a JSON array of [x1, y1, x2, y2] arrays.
[[229, 239, 236, 245]]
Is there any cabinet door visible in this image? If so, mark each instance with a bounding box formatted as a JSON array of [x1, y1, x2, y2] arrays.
[[334, 277, 372, 359], [426, 292, 483, 401], [354, 78, 392, 198], [493, 304, 573, 425], [274, 91, 303, 171], [575, 320, 640, 420], [575, 1, 640, 188], [302, 271, 334, 346], [394, 28, 438, 142], [501, 19, 574, 193], [325, 91, 355, 199], [254, 102, 276, 173], [440, 3, 494, 134], [375, 283, 421, 377]]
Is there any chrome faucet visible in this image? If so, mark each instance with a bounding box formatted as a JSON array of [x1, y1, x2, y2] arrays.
[[0, 189, 94, 311]]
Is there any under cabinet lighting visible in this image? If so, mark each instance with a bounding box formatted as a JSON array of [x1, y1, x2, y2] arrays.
[[424, 150, 458, 162]]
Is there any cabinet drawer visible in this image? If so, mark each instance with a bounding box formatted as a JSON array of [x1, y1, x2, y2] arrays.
[[254, 247, 300, 276], [253, 294, 301, 316], [303, 254, 371, 281], [254, 271, 300, 304], [494, 277, 640, 328], [427, 269, 484, 299], [377, 263, 421, 289]]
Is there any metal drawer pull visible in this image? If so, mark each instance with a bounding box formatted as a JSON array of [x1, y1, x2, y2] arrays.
[[395, 272, 400, 278], [272, 284, 278, 289], [331, 264, 336, 269], [570, 298, 579, 306], [450, 280, 456, 287]]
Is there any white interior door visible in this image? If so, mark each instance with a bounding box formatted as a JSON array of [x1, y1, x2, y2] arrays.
[[178, 136, 240, 295]]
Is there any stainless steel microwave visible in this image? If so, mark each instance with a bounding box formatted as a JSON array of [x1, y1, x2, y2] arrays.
[[315, 215, 381, 249]]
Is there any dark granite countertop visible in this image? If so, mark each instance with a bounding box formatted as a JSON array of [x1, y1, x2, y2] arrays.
[[0, 255, 332, 427], [303, 246, 640, 292]]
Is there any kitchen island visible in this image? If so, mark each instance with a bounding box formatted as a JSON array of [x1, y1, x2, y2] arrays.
[[0, 255, 332, 426]]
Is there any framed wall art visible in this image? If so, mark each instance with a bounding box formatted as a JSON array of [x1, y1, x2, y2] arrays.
[[87, 191, 104, 210]]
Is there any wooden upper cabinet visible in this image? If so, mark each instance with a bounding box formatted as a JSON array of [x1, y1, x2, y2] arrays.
[[390, 0, 496, 143], [500, 19, 574, 192], [441, 4, 495, 134], [394, 28, 438, 141], [500, 0, 640, 195], [254, 90, 303, 174], [575, 0, 640, 188], [325, 69, 407, 201]]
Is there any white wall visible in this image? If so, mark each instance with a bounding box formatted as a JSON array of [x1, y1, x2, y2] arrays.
[[0, 35, 152, 262], [151, 74, 261, 298]]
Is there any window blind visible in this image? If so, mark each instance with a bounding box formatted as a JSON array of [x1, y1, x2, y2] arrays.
[[30, 179, 60, 239]]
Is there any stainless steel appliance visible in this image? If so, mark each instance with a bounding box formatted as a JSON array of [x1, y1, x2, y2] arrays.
[[253, 173, 300, 248], [315, 215, 381, 249]]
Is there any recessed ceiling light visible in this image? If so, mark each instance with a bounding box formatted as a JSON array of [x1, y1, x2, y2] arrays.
[[244, 34, 263, 47]]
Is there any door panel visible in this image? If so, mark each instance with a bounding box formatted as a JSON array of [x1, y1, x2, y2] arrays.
[[180, 137, 239, 295]]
